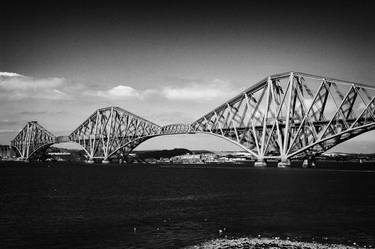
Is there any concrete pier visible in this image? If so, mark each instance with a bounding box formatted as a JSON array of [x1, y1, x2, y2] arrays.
[[302, 159, 316, 168], [254, 159, 267, 167], [102, 159, 110, 164], [277, 158, 291, 168], [87, 159, 95, 164]]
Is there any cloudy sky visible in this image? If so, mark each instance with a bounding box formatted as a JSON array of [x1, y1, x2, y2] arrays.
[[1, 1, 375, 152]]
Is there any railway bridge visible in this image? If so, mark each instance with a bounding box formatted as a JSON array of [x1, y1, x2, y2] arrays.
[[10, 72, 375, 167]]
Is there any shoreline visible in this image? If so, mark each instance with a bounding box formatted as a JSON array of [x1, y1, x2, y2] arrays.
[[1, 160, 375, 171]]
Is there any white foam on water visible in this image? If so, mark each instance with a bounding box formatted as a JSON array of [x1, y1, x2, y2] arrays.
[[185, 237, 367, 249]]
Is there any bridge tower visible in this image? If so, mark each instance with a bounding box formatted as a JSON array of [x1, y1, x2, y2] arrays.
[[69, 106, 162, 163], [10, 121, 56, 161], [190, 72, 375, 167]]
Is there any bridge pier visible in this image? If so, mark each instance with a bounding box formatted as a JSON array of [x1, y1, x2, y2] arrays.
[[277, 158, 291, 168], [102, 159, 110, 164], [17, 157, 29, 162], [302, 158, 316, 168], [87, 158, 95, 164], [254, 159, 267, 167]]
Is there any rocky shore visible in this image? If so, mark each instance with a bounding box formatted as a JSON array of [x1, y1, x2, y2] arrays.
[[186, 237, 364, 249]]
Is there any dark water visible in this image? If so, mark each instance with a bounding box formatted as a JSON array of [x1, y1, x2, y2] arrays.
[[1, 162, 375, 248]]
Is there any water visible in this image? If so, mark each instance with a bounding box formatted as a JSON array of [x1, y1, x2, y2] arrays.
[[1, 162, 375, 248]]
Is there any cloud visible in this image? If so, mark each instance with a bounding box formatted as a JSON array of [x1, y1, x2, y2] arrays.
[[84, 78, 240, 103], [85, 85, 142, 99], [0, 72, 68, 100], [0, 72, 23, 77], [161, 79, 239, 101], [0, 119, 20, 126], [0, 120, 23, 136], [101, 85, 141, 98], [1, 72, 239, 104], [148, 111, 195, 125], [0, 119, 19, 135]]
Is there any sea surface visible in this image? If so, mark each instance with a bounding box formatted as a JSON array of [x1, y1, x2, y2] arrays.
[[0, 162, 375, 248]]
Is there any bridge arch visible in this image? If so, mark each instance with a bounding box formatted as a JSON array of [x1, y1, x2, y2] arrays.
[[11, 142, 53, 160], [27, 143, 56, 160], [105, 131, 259, 161]]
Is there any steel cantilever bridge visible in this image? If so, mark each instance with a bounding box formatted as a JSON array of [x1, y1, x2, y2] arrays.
[[10, 72, 375, 166]]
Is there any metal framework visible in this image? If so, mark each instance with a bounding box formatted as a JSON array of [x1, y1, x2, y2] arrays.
[[10, 121, 56, 160], [10, 72, 375, 164], [161, 123, 192, 134], [191, 72, 375, 163], [68, 106, 162, 162]]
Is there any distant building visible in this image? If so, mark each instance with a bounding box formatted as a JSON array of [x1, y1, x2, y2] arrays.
[[158, 157, 171, 163], [171, 153, 201, 164], [48, 152, 71, 156]]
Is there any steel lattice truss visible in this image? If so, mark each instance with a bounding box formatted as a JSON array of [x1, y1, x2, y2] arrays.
[[191, 72, 375, 161], [69, 107, 162, 160], [10, 121, 56, 159], [161, 123, 192, 134], [10, 72, 375, 162]]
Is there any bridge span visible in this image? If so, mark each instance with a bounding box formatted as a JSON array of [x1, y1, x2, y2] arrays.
[[10, 72, 375, 167]]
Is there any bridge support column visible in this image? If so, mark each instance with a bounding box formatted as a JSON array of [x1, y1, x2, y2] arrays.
[[87, 158, 95, 164], [254, 158, 267, 167], [18, 157, 29, 162], [102, 159, 110, 164], [302, 158, 316, 168], [277, 158, 291, 168]]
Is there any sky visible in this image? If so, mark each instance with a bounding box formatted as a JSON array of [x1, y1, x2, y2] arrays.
[[1, 1, 375, 152]]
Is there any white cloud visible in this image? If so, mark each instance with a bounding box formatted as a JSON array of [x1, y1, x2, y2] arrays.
[[85, 85, 142, 99], [51, 89, 68, 98], [1, 72, 240, 103], [105, 85, 140, 98], [161, 79, 238, 101], [0, 72, 23, 77], [83, 78, 239, 103], [0, 72, 68, 100]]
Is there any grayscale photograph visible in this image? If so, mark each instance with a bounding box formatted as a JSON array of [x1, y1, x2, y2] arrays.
[[1, 1, 375, 248]]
